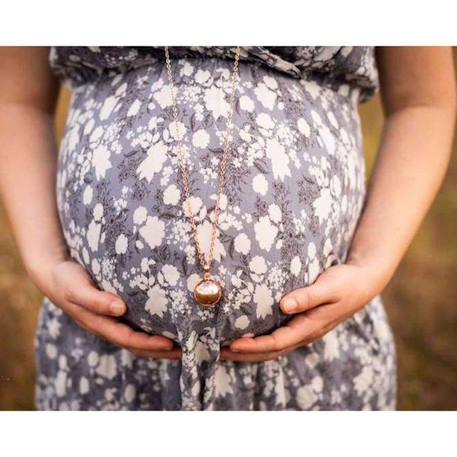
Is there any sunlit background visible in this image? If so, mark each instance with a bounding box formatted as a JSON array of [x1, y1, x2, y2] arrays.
[[1, 51, 456, 410]]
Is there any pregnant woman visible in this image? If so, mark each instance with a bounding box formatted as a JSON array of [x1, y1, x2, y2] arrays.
[[0, 47, 454, 410]]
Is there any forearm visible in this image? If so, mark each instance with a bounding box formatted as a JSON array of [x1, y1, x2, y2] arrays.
[[0, 104, 68, 278], [348, 102, 455, 291]]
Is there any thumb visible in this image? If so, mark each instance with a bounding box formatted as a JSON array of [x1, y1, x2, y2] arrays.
[[280, 267, 340, 314], [57, 261, 126, 316]]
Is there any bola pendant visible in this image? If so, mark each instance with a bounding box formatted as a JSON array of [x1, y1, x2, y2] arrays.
[[194, 272, 222, 307]]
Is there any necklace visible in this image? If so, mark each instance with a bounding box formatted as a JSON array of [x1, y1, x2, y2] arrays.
[[164, 46, 241, 307]]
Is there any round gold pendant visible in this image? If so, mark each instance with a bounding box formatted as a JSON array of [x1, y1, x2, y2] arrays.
[[194, 277, 222, 307]]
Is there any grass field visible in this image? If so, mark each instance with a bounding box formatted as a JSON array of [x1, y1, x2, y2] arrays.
[[1, 66, 456, 410]]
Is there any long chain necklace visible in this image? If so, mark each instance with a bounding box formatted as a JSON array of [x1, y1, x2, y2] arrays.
[[164, 46, 241, 307]]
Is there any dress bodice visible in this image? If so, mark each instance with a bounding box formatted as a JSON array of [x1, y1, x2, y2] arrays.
[[50, 46, 378, 102]]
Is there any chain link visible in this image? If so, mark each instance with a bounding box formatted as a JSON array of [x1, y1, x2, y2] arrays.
[[164, 46, 241, 274]]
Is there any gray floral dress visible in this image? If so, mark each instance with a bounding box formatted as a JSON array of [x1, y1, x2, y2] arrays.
[[35, 46, 397, 410]]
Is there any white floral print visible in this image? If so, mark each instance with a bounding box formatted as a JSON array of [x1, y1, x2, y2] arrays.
[[35, 46, 396, 411]]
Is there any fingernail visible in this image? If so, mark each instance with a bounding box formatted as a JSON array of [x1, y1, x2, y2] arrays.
[[282, 298, 298, 313], [230, 345, 240, 353], [110, 299, 125, 315], [155, 340, 173, 351]]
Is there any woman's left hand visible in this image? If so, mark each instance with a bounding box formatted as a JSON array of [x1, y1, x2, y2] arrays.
[[220, 262, 387, 362]]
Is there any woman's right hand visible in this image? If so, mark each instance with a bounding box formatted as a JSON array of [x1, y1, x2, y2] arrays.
[[30, 259, 181, 360]]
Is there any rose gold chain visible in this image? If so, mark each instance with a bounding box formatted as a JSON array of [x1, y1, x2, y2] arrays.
[[164, 47, 241, 275]]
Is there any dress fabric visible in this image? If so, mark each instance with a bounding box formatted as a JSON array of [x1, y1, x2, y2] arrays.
[[35, 46, 397, 410]]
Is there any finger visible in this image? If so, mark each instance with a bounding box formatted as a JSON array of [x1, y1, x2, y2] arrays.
[[130, 348, 182, 360], [220, 347, 287, 362], [222, 337, 318, 361], [69, 302, 174, 351], [223, 334, 318, 361], [229, 312, 320, 353], [98, 319, 175, 351], [280, 272, 339, 315], [63, 270, 126, 317]]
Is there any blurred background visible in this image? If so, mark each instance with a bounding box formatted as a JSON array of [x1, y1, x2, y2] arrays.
[[1, 51, 456, 410]]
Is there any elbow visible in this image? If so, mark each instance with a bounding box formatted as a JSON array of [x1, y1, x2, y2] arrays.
[[443, 78, 457, 119], [449, 87, 457, 124], [437, 73, 457, 120]]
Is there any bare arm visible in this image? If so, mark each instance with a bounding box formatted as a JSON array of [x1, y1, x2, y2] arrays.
[[347, 46, 456, 284], [0, 47, 177, 358], [223, 46, 456, 361], [0, 47, 66, 274]]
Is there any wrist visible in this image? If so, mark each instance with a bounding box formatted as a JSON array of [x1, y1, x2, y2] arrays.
[[345, 250, 398, 296], [24, 245, 70, 290]]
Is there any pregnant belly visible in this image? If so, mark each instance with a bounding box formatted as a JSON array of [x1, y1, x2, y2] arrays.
[[56, 60, 366, 344]]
